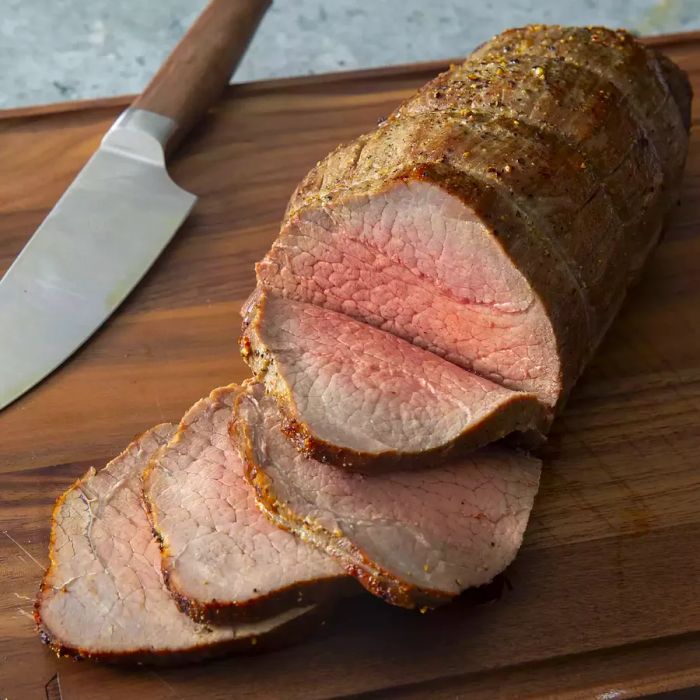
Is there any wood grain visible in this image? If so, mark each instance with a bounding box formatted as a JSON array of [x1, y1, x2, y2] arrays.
[[1, 33, 699, 700]]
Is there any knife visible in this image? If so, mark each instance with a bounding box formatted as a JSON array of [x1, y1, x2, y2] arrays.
[[0, 0, 270, 410]]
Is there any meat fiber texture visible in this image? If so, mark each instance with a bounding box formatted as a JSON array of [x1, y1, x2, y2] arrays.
[[237, 384, 542, 609], [241, 290, 545, 470], [35, 424, 316, 663], [143, 384, 350, 625], [255, 24, 692, 415]]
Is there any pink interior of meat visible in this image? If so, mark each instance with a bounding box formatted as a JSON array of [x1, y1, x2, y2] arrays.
[[258, 179, 560, 405]]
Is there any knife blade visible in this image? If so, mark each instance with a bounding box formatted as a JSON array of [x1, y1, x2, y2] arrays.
[[0, 0, 270, 410]]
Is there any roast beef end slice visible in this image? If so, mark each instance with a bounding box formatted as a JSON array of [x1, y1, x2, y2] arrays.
[[35, 424, 316, 662], [143, 384, 350, 625], [237, 384, 542, 610], [241, 290, 546, 471]]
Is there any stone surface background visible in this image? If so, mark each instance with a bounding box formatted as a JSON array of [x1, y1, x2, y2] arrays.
[[2, 0, 700, 108]]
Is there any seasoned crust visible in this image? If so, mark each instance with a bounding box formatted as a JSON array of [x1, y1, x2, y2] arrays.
[[157, 556, 351, 627], [469, 26, 690, 206], [37, 595, 327, 666]]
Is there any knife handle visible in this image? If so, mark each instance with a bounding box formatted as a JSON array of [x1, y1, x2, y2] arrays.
[[132, 0, 271, 153]]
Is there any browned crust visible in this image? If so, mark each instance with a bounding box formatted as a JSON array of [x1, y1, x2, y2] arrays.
[[36, 591, 334, 666], [467, 26, 690, 210], [235, 397, 453, 610], [275, 402, 540, 473], [159, 554, 356, 626], [142, 384, 353, 625], [468, 27, 686, 141]]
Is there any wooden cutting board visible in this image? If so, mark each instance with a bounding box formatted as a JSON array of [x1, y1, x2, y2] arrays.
[[1, 31, 699, 700]]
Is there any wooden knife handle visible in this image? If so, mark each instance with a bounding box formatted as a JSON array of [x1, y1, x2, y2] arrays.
[[132, 0, 270, 152]]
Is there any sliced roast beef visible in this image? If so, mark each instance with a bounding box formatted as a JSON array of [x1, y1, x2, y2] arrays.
[[35, 424, 316, 662], [143, 384, 350, 624], [255, 26, 691, 411], [241, 290, 545, 470], [237, 384, 541, 609]]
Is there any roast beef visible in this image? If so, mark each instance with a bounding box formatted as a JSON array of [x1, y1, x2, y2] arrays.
[[241, 290, 545, 470], [34, 25, 693, 660], [254, 25, 691, 412], [143, 384, 350, 624], [35, 424, 316, 661], [237, 384, 542, 609]]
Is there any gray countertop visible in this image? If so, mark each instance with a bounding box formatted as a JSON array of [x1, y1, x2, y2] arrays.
[[3, 0, 700, 110]]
